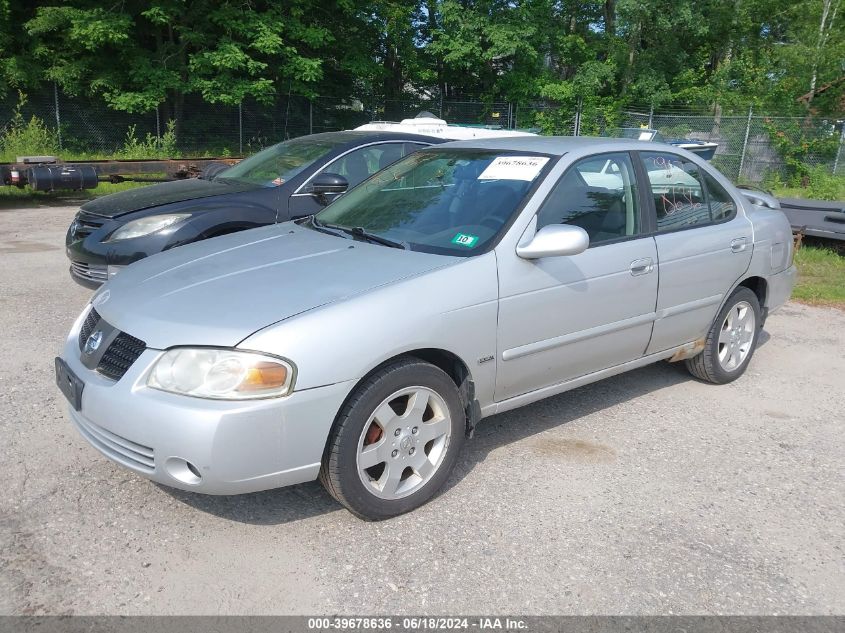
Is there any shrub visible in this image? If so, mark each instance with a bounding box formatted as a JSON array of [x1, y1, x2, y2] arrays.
[[0, 92, 60, 161], [804, 165, 844, 201], [762, 118, 839, 185], [116, 119, 179, 159]]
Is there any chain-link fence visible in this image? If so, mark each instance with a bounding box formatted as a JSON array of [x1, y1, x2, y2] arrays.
[[1, 86, 843, 185], [514, 102, 576, 135], [620, 108, 844, 183]]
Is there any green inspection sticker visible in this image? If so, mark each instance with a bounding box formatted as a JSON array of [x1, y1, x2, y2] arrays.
[[451, 233, 479, 248]]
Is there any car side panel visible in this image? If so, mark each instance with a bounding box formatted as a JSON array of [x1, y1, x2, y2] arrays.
[[167, 204, 277, 243], [646, 214, 753, 354], [743, 204, 797, 313]]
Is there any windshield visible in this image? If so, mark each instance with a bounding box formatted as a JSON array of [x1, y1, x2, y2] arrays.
[[215, 136, 346, 187], [314, 149, 552, 256]]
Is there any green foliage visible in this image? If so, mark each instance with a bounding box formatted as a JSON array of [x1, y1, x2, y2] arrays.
[[0, 92, 59, 160], [8, 0, 360, 119], [0, 0, 843, 138], [805, 167, 845, 201], [768, 168, 845, 201], [793, 245, 845, 307], [116, 120, 179, 159], [762, 118, 841, 183]]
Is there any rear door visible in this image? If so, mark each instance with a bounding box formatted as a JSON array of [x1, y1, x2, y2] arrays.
[[638, 151, 753, 354]]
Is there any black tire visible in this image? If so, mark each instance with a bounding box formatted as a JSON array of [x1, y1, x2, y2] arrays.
[[685, 286, 762, 384], [319, 358, 466, 520]]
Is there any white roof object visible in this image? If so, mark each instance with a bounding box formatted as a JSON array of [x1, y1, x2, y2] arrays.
[[354, 116, 534, 140]]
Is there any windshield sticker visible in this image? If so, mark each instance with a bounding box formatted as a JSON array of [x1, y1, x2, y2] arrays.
[[478, 156, 549, 181], [451, 233, 479, 248]]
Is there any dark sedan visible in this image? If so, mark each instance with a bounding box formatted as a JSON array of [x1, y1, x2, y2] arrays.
[[66, 130, 443, 287]]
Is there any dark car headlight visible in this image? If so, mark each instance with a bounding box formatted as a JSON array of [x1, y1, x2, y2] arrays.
[[107, 214, 190, 241]]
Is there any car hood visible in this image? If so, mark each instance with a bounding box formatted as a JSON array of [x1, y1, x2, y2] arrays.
[[80, 178, 262, 218], [93, 223, 456, 349]]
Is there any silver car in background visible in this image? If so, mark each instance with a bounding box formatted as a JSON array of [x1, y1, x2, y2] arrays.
[[56, 137, 796, 520]]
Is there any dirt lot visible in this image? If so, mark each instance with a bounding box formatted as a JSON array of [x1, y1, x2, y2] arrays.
[[1, 204, 843, 615]]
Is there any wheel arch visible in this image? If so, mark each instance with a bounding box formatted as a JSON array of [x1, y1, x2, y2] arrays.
[[738, 275, 768, 306], [329, 348, 481, 446], [161, 203, 276, 250], [200, 223, 256, 240], [714, 275, 768, 322], [162, 221, 259, 251]]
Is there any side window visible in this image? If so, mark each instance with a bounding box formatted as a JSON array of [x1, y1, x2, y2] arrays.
[[536, 152, 640, 245], [640, 152, 710, 231], [318, 142, 411, 190], [702, 171, 736, 221]]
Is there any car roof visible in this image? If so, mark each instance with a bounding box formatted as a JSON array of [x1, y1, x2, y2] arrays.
[[300, 130, 447, 145], [434, 135, 689, 156]]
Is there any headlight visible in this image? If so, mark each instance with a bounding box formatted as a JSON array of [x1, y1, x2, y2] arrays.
[[108, 214, 190, 241], [148, 348, 295, 400]]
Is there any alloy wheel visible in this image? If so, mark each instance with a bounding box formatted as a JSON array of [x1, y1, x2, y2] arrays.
[[355, 386, 452, 500], [717, 300, 755, 372]]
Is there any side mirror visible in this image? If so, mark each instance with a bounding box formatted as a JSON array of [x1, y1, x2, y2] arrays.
[[516, 224, 589, 259], [309, 172, 348, 195]]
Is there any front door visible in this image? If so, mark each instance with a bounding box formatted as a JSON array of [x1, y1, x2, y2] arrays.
[[495, 152, 659, 402]]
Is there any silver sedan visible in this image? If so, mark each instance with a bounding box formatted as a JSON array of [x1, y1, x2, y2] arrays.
[[56, 136, 797, 520]]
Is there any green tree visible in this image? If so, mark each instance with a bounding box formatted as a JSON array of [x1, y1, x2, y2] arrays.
[[20, 1, 365, 130]]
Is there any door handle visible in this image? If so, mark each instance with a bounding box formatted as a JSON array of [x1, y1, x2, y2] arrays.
[[730, 237, 748, 253], [630, 257, 654, 276]]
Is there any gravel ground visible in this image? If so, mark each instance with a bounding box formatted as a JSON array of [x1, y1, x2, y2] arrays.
[[0, 204, 843, 616]]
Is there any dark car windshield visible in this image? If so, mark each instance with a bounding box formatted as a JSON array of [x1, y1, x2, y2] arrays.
[[314, 149, 552, 256], [215, 136, 348, 187]]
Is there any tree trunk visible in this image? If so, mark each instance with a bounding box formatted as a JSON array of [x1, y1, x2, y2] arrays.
[[160, 23, 187, 140], [604, 0, 616, 37], [620, 20, 641, 97], [383, 42, 403, 120], [426, 0, 445, 103], [806, 0, 841, 108]]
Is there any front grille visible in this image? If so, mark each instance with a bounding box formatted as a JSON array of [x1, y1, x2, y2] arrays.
[[72, 414, 155, 472], [78, 308, 147, 381], [78, 308, 100, 351], [72, 211, 108, 239], [97, 332, 147, 381], [70, 261, 108, 284]]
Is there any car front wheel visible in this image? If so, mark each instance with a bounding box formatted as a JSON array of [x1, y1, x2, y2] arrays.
[[319, 358, 465, 520], [685, 286, 762, 384]]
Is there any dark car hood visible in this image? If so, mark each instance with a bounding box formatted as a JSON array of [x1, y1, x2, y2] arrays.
[[80, 178, 263, 218]]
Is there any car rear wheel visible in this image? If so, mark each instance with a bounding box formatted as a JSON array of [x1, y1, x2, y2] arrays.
[[319, 358, 465, 520], [685, 286, 761, 384]]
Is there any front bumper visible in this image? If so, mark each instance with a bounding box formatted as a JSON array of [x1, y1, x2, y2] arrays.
[[69, 261, 108, 289], [59, 314, 355, 495], [65, 211, 185, 290]]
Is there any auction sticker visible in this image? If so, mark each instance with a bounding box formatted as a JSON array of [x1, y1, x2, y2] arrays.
[[478, 156, 549, 181], [451, 233, 479, 248]]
